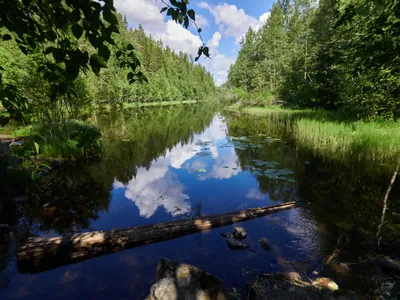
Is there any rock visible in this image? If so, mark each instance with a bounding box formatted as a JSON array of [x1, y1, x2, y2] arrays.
[[13, 195, 26, 204], [374, 256, 400, 273], [311, 277, 339, 291], [225, 235, 249, 249], [232, 227, 247, 240], [148, 278, 178, 299], [258, 237, 271, 251], [220, 232, 249, 249], [146, 258, 228, 300]]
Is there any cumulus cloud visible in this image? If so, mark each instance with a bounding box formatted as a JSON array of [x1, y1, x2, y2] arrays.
[[201, 32, 235, 86], [114, 0, 202, 54], [196, 14, 209, 28], [246, 188, 266, 200], [153, 20, 202, 56], [197, 2, 269, 43], [114, 115, 233, 217]]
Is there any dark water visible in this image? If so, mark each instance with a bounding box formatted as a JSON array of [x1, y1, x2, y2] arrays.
[[1, 105, 399, 299]]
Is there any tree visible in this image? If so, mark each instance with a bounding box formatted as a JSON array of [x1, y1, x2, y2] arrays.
[[0, 0, 210, 124]]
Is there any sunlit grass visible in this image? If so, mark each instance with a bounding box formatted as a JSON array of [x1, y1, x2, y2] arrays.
[[228, 105, 400, 164], [123, 100, 202, 108]]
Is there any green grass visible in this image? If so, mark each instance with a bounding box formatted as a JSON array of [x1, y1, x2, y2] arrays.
[[11, 121, 102, 159], [0, 126, 14, 137], [123, 100, 202, 108], [228, 105, 400, 164]]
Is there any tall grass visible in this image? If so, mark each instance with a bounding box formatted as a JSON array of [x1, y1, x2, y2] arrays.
[[228, 105, 400, 164]]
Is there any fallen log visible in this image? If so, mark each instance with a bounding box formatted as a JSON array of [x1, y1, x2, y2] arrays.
[[17, 201, 296, 274]]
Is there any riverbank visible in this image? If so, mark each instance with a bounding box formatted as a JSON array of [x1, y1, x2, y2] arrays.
[[227, 105, 400, 164], [123, 100, 203, 108]]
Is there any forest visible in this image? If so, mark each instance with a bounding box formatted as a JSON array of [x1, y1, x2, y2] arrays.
[[1, 1, 400, 299], [227, 0, 400, 120]]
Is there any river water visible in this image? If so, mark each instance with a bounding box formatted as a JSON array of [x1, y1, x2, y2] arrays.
[[0, 105, 399, 299]]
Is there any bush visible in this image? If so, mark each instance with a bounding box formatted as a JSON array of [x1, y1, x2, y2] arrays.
[[12, 121, 103, 159]]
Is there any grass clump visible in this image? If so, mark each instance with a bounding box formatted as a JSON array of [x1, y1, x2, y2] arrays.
[[228, 105, 400, 164], [11, 121, 102, 160]]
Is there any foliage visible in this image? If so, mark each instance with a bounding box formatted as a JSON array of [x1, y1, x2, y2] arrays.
[[0, 0, 208, 110], [12, 121, 103, 159], [227, 0, 400, 120], [227, 105, 400, 164]]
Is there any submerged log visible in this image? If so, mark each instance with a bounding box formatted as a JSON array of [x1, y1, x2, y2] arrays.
[[17, 201, 296, 274]]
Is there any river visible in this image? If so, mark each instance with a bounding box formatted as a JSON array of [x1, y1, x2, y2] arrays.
[[0, 104, 399, 299]]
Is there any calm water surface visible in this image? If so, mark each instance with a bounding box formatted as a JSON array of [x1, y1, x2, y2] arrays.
[[0, 105, 399, 299]]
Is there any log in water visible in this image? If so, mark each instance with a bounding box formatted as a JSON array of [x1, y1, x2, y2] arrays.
[[17, 201, 296, 274]]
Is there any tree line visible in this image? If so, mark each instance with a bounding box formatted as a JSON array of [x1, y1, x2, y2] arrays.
[[0, 12, 215, 126], [227, 0, 400, 120]]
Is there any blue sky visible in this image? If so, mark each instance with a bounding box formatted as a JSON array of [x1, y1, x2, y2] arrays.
[[114, 0, 275, 85]]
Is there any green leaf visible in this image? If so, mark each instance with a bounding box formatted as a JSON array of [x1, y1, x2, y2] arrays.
[[103, 9, 118, 25], [184, 16, 189, 28], [188, 9, 195, 21], [167, 8, 174, 16], [72, 24, 84, 39], [31, 170, 38, 181], [90, 54, 107, 75], [71, 9, 81, 23], [160, 7, 168, 13], [2, 34, 12, 41], [99, 45, 111, 61], [203, 47, 210, 57], [52, 49, 64, 63], [66, 64, 80, 81], [34, 142, 40, 155]]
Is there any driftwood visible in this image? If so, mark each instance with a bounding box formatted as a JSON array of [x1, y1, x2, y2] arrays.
[[17, 201, 296, 274]]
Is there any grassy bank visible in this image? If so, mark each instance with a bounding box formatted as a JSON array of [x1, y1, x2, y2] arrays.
[[123, 100, 202, 108], [227, 105, 400, 164]]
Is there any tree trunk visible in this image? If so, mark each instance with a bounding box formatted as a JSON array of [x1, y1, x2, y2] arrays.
[[377, 164, 399, 246], [17, 202, 296, 274]]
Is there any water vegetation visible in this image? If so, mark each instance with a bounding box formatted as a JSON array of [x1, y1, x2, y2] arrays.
[[227, 105, 400, 165]]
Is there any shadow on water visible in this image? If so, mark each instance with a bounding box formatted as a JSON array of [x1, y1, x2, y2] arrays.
[[0, 105, 399, 298]]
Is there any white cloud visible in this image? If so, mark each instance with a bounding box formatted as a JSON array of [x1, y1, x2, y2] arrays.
[[114, 0, 202, 54], [196, 14, 209, 28], [201, 32, 235, 86], [246, 188, 266, 200], [114, 115, 233, 217], [114, 0, 165, 32], [154, 20, 202, 56], [197, 2, 269, 42]]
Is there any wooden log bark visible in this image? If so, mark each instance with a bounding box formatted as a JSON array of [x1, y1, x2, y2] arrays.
[[17, 201, 296, 274]]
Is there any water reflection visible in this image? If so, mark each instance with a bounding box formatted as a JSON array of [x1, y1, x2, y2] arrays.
[[114, 161, 190, 219], [113, 114, 239, 218], [1, 107, 400, 299]]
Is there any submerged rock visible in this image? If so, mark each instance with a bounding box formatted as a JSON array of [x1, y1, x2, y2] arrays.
[[232, 227, 247, 240], [146, 258, 228, 300], [226, 235, 249, 249], [258, 237, 271, 251], [220, 232, 249, 249]]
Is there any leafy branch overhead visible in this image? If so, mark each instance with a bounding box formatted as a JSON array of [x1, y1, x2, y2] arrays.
[[0, 0, 208, 112], [160, 0, 210, 61]]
